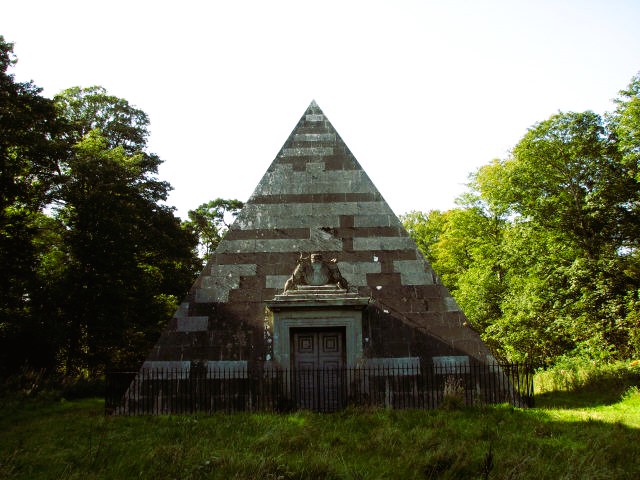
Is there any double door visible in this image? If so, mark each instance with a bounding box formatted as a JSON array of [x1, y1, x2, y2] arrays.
[[291, 328, 346, 411]]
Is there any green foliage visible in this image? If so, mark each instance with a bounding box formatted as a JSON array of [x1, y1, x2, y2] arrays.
[[183, 198, 243, 263], [50, 91, 199, 374], [0, 40, 200, 377], [494, 111, 635, 258], [400, 210, 446, 263], [0, 367, 105, 402], [54, 86, 151, 155], [611, 73, 640, 182], [535, 358, 640, 396], [0, 36, 65, 376], [404, 73, 640, 365]]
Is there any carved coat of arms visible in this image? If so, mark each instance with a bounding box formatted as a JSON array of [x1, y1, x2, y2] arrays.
[[284, 253, 348, 292]]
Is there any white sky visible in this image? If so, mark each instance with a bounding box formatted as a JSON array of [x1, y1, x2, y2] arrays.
[[2, 0, 639, 220]]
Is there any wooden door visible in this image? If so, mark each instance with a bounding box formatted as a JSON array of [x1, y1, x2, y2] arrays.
[[291, 328, 345, 411]]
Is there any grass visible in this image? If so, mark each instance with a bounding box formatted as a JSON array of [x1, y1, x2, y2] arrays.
[[1, 367, 639, 479]]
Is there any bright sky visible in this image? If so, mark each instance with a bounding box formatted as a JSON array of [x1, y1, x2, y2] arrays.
[[2, 0, 639, 220]]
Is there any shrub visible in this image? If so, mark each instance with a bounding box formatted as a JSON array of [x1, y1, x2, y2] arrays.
[[0, 366, 105, 401]]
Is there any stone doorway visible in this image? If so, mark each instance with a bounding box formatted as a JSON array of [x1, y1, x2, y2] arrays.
[[266, 277, 370, 411], [291, 327, 346, 411]]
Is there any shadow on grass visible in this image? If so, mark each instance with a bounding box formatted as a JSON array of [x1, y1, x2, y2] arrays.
[[536, 388, 625, 409], [536, 376, 640, 409]]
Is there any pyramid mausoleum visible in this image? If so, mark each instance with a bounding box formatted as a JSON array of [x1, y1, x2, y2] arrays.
[[143, 101, 495, 374], [115, 101, 525, 414]]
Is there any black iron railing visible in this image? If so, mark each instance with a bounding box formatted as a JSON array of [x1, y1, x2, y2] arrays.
[[105, 363, 534, 415]]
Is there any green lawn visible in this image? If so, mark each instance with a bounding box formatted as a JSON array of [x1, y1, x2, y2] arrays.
[[1, 385, 639, 480]]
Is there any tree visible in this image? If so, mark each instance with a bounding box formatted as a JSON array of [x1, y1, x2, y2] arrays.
[[0, 36, 64, 375], [609, 73, 640, 254], [54, 86, 151, 154], [52, 87, 199, 373], [400, 210, 446, 265], [611, 72, 640, 183], [185, 198, 244, 264], [482, 222, 578, 362], [403, 101, 640, 363], [474, 110, 640, 362], [609, 73, 640, 358], [491, 112, 634, 257], [403, 201, 509, 354]]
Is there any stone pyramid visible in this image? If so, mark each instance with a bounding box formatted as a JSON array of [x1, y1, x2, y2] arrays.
[[143, 101, 494, 372]]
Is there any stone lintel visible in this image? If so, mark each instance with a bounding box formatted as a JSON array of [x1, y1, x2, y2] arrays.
[[267, 297, 370, 310], [267, 286, 370, 311]]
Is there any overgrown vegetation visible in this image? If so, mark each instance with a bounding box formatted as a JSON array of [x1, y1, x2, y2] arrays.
[[1, 368, 639, 480], [535, 358, 640, 408]]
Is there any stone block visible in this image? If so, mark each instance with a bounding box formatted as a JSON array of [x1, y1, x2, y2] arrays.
[[252, 170, 375, 196], [265, 275, 290, 289], [336, 261, 381, 286], [366, 272, 402, 286], [220, 235, 342, 253], [141, 361, 191, 378], [354, 214, 393, 227], [206, 360, 248, 379], [364, 357, 420, 369], [317, 202, 358, 216], [176, 316, 209, 332], [431, 355, 470, 374], [443, 296, 461, 312], [357, 201, 394, 216], [353, 236, 415, 251], [196, 264, 257, 303], [339, 215, 355, 228], [173, 302, 190, 318], [216, 239, 256, 253], [305, 162, 325, 174], [393, 259, 434, 285], [294, 133, 335, 142], [282, 147, 333, 157]]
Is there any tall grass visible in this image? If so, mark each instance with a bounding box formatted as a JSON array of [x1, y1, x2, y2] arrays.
[[535, 358, 640, 408], [1, 362, 639, 479], [1, 396, 639, 478]]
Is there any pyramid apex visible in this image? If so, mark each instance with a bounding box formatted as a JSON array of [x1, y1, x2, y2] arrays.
[[306, 99, 322, 114], [300, 99, 325, 121]]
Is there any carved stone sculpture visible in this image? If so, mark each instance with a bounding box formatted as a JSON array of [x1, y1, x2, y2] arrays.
[[284, 253, 348, 292]]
